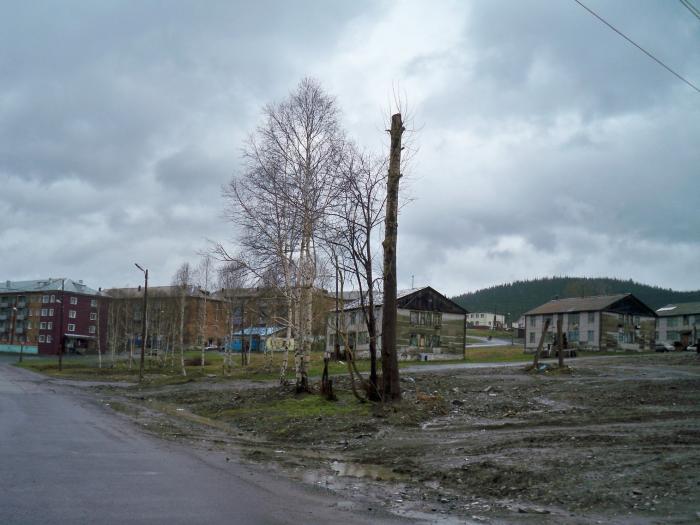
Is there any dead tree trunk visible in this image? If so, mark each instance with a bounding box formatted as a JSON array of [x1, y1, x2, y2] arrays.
[[380, 113, 404, 402], [532, 318, 551, 368], [557, 317, 564, 368]]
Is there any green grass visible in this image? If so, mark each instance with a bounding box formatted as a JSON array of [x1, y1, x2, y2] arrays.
[[463, 345, 530, 363]]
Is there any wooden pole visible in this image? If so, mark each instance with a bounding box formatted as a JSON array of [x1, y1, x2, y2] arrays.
[[557, 317, 564, 368], [380, 113, 404, 402], [533, 318, 551, 368]]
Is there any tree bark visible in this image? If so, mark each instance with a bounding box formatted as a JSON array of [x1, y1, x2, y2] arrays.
[[380, 113, 404, 402]]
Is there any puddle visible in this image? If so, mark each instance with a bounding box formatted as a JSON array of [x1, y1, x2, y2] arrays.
[[330, 460, 404, 481]]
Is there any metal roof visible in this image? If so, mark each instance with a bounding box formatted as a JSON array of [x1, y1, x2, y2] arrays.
[[656, 301, 700, 317], [0, 278, 101, 296], [233, 326, 285, 337], [523, 294, 631, 316]]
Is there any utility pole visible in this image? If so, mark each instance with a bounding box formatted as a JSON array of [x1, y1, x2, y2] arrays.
[[334, 258, 340, 361], [135, 263, 148, 382]]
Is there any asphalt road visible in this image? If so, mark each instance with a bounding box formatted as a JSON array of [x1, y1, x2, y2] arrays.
[[0, 361, 400, 525]]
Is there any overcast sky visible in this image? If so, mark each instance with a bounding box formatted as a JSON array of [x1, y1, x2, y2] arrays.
[[1, 0, 698, 295]]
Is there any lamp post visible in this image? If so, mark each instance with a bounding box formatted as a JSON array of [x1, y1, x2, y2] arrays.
[[135, 263, 148, 382]]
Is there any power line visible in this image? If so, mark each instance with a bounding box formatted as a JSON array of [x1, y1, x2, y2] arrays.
[[680, 0, 700, 21], [573, 0, 700, 94]]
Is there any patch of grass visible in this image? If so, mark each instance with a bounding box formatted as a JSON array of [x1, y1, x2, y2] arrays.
[[463, 345, 530, 363]]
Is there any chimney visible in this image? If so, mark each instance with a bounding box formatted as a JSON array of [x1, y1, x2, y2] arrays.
[[138, 285, 142, 292]]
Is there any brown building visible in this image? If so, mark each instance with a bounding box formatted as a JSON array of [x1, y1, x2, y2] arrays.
[[105, 285, 230, 351], [0, 278, 108, 356]]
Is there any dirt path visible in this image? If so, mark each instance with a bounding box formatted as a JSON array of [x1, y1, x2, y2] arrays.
[[73, 353, 700, 523]]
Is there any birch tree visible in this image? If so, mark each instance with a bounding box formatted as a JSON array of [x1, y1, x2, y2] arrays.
[[172, 262, 193, 377], [220, 78, 344, 392]]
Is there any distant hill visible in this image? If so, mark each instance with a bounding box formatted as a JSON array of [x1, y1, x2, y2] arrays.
[[451, 277, 700, 321]]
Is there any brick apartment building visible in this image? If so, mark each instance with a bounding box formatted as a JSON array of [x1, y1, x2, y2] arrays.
[[0, 278, 108, 355]]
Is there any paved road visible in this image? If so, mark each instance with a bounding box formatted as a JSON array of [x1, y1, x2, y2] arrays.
[[0, 362, 400, 525]]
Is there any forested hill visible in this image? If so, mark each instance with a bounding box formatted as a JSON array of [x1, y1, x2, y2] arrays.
[[451, 277, 700, 321]]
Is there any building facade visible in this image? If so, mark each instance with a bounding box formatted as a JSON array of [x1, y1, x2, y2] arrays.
[[326, 286, 467, 360], [0, 279, 108, 355], [523, 294, 656, 352], [466, 312, 506, 329], [655, 302, 700, 348]]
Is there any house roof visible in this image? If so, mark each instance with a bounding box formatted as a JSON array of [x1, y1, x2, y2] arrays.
[[340, 287, 427, 311], [338, 286, 467, 315], [105, 285, 224, 300], [524, 294, 632, 316], [233, 326, 285, 337], [0, 278, 101, 296], [656, 301, 700, 317]]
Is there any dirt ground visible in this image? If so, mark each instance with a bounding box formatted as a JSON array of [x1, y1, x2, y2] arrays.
[[91, 353, 700, 524]]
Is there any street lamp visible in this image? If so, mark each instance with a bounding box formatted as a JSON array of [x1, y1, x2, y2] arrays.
[[135, 263, 148, 382]]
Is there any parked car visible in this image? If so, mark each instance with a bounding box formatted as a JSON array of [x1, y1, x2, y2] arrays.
[[687, 344, 698, 352], [655, 342, 674, 352]]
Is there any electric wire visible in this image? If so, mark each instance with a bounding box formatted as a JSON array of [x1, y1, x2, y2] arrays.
[[573, 0, 700, 94], [679, 0, 700, 21]]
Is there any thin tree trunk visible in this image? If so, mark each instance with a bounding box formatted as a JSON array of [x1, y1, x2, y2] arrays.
[[557, 317, 564, 368]]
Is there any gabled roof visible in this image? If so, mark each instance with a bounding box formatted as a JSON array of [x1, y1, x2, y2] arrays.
[[0, 278, 101, 296], [656, 301, 700, 317], [341, 287, 426, 311], [338, 286, 467, 315], [524, 293, 651, 316]]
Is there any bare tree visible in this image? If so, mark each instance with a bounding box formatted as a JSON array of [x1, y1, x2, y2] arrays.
[[326, 145, 387, 400], [196, 254, 215, 371], [218, 261, 248, 375], [172, 262, 193, 377], [220, 78, 345, 392]]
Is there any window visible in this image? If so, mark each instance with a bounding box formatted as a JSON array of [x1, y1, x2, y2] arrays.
[[40, 322, 47, 330], [70, 296, 78, 305], [90, 312, 97, 320], [49, 308, 54, 316], [42, 295, 49, 304], [529, 332, 535, 343], [434, 313, 442, 326], [90, 299, 97, 307], [47, 322, 53, 330], [67, 324, 75, 332], [683, 315, 690, 326], [419, 312, 426, 326], [432, 335, 440, 348], [47, 335, 52, 343], [530, 316, 536, 327], [410, 311, 418, 325], [39, 335, 45, 343], [588, 312, 595, 323], [480, 313, 484, 318], [667, 317, 679, 328], [41, 308, 48, 316], [568, 330, 579, 343], [89, 326, 96, 334], [50, 295, 55, 303], [69, 310, 77, 319], [667, 331, 680, 341], [409, 333, 417, 346], [587, 330, 594, 342], [568, 313, 580, 326]]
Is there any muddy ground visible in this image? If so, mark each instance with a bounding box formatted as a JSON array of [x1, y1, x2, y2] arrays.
[[91, 353, 700, 524]]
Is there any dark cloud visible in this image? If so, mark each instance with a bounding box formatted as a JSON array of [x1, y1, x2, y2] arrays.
[[0, 0, 697, 294]]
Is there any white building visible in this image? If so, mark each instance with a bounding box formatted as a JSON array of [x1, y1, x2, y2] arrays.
[[466, 312, 505, 329], [655, 302, 700, 348]]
